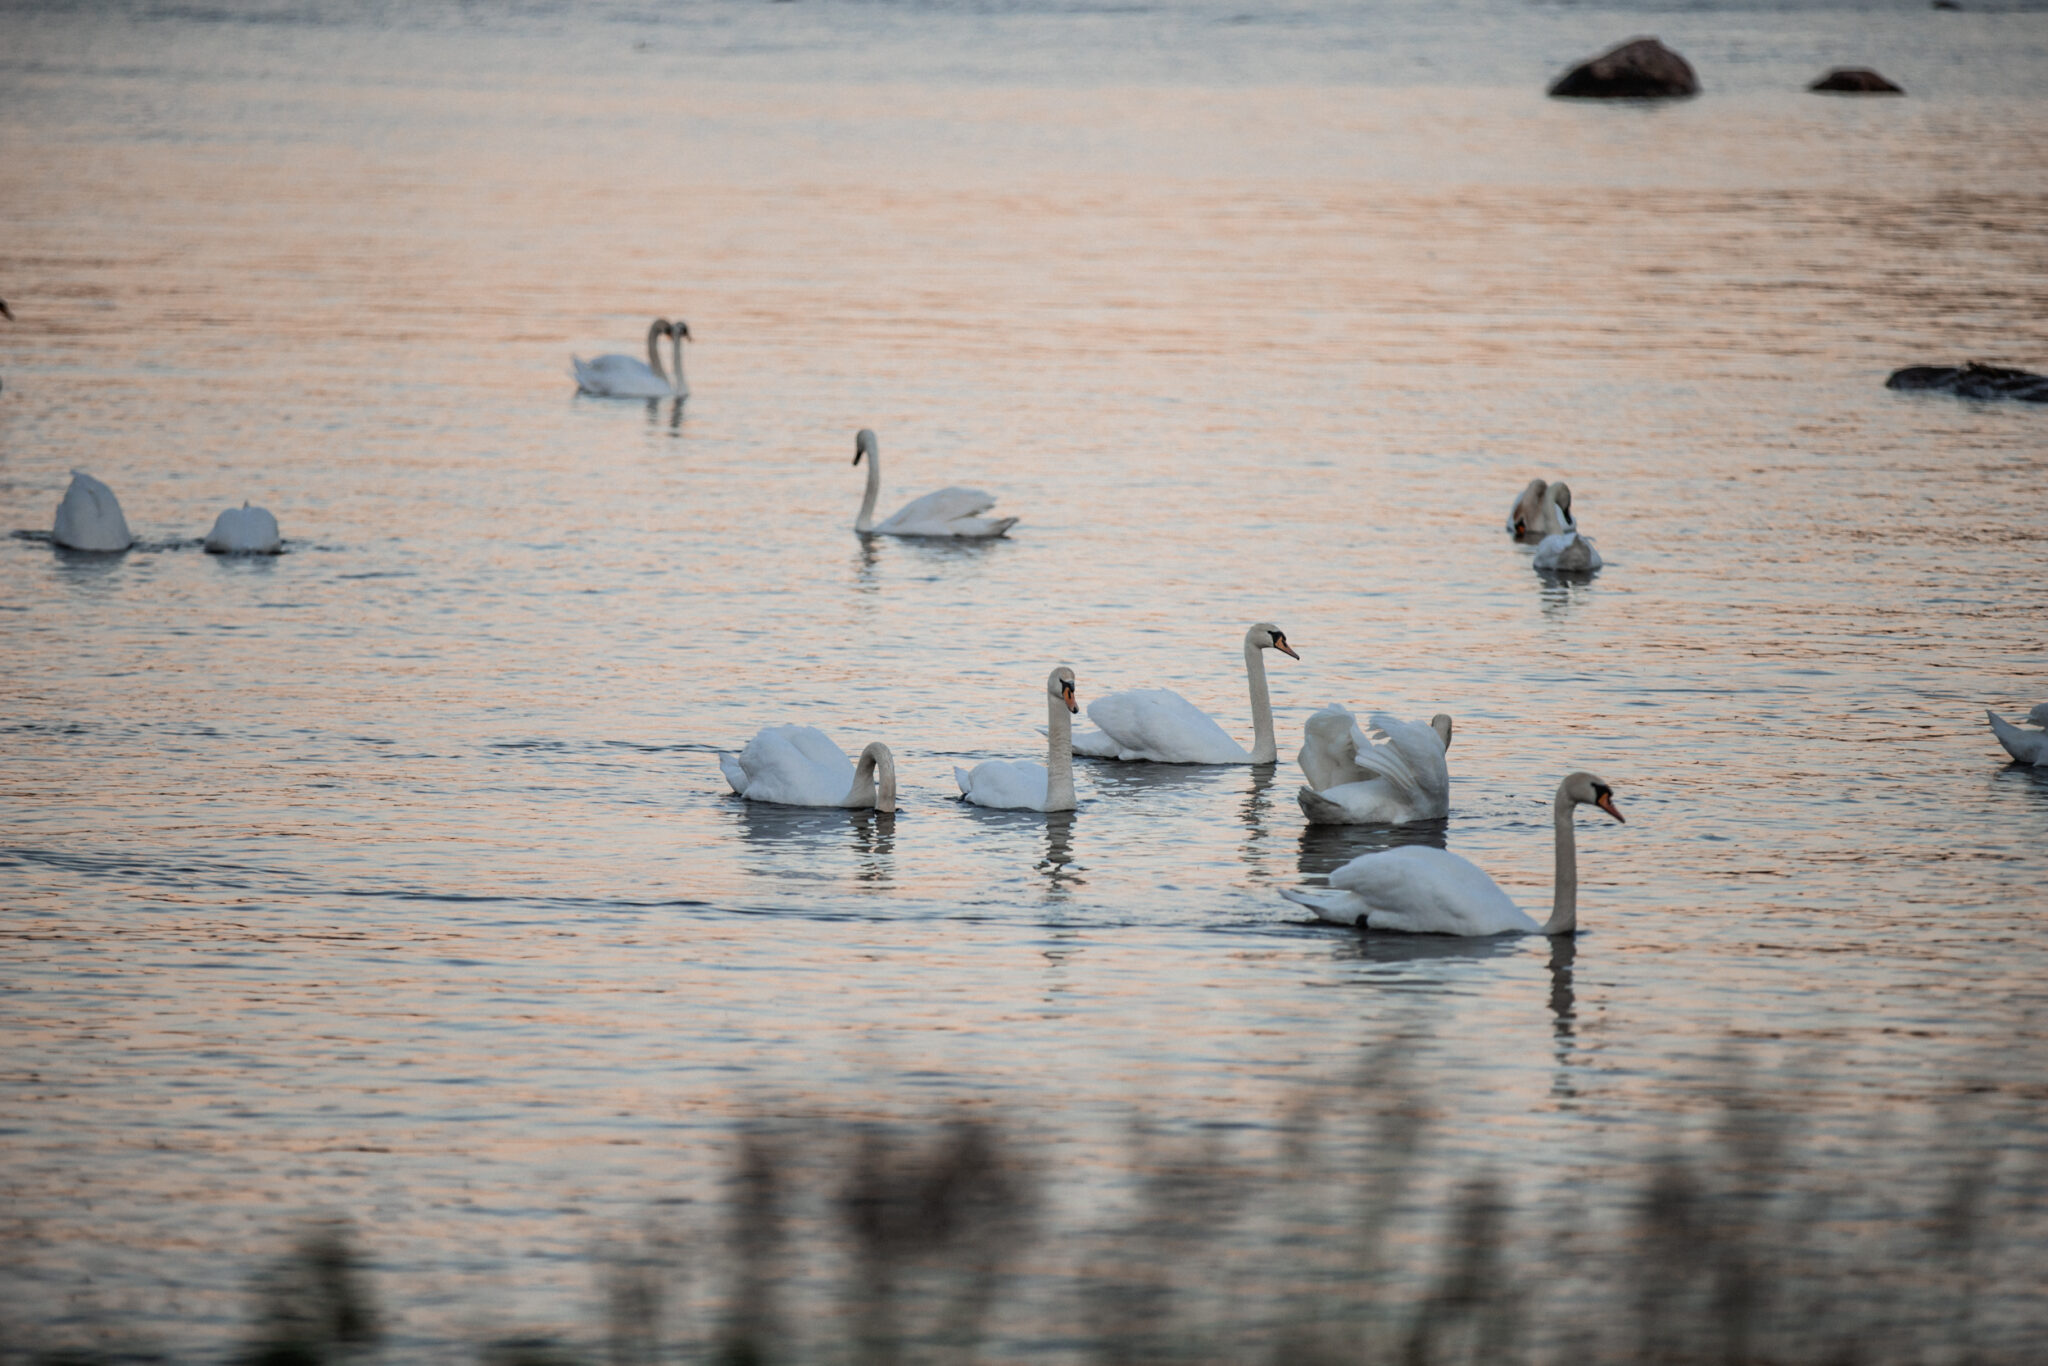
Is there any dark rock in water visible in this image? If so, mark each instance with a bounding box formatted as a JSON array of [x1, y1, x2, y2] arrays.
[[1810, 67, 1905, 94], [1548, 37, 1699, 100], [1886, 363, 2048, 403]]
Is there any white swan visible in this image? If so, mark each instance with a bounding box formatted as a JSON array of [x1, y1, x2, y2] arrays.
[[1533, 528, 1602, 572], [956, 667, 1078, 811], [52, 470, 133, 552], [853, 429, 1017, 538], [1988, 705, 2048, 765], [1072, 624, 1299, 764], [572, 318, 685, 398], [1296, 705, 1452, 825], [1281, 771, 1624, 936], [204, 502, 282, 555], [719, 726, 897, 811], [1506, 479, 1576, 539]]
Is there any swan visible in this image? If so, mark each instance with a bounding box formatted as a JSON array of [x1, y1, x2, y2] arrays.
[[1532, 528, 1601, 572], [1072, 624, 1299, 764], [955, 667, 1078, 811], [1987, 705, 2048, 765], [1296, 705, 1453, 825], [853, 429, 1018, 538], [572, 318, 684, 398], [1281, 771, 1624, 936], [204, 502, 282, 555], [1506, 479, 1576, 539], [719, 726, 897, 812], [52, 470, 133, 552]]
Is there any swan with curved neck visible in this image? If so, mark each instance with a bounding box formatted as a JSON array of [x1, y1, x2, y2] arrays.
[[1506, 478, 1576, 539], [1296, 706, 1453, 824], [571, 318, 681, 398], [1072, 623, 1299, 764], [667, 318, 692, 400], [956, 667, 1078, 811], [1281, 772, 1624, 935], [852, 428, 1018, 538], [719, 726, 897, 812]]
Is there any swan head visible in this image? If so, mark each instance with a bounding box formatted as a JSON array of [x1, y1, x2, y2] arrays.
[[671, 319, 692, 342], [857, 741, 897, 814], [853, 428, 878, 467], [1046, 665, 1078, 713], [1560, 771, 1623, 822], [1430, 713, 1453, 750], [1247, 622, 1299, 660], [1549, 482, 1574, 519], [1511, 478, 1547, 534]]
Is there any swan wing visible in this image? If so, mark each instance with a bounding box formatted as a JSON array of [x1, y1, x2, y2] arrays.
[[958, 758, 1051, 810], [1085, 688, 1249, 764], [1298, 781, 1421, 825], [875, 486, 1005, 536], [1071, 728, 1123, 758], [728, 726, 855, 805], [572, 354, 670, 398], [1350, 713, 1451, 810], [1327, 846, 1538, 936], [1988, 710, 2048, 765], [1297, 703, 1368, 791]]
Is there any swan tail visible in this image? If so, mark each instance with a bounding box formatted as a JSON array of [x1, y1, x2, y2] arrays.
[[953, 765, 975, 797], [1071, 728, 1121, 758], [1988, 710, 2047, 764], [1280, 887, 1371, 927], [974, 517, 1019, 538], [717, 753, 749, 796], [1297, 786, 1358, 825]]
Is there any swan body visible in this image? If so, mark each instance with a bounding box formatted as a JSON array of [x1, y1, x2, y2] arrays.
[[1072, 624, 1299, 764], [1533, 528, 1601, 572], [1507, 479, 1576, 539], [719, 726, 897, 812], [52, 470, 133, 552], [204, 502, 282, 555], [1988, 705, 2048, 765], [1296, 706, 1452, 825], [956, 667, 1078, 811], [853, 429, 1017, 538], [1282, 771, 1623, 936], [573, 318, 687, 398]]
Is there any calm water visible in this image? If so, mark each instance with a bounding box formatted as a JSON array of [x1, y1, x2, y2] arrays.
[[3, 0, 2047, 1356]]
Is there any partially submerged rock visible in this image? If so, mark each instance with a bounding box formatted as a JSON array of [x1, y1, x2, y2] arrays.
[[205, 502, 283, 554], [1810, 67, 1904, 94], [52, 469, 134, 552], [1548, 37, 1699, 99], [1885, 363, 2048, 404]]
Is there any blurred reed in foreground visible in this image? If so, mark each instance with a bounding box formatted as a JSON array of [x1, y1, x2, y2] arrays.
[[7, 1056, 2046, 1364]]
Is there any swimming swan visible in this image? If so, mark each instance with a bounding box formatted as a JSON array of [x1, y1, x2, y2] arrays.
[[1072, 623, 1300, 764], [720, 726, 897, 812], [1533, 528, 1602, 572], [1506, 479, 1576, 539], [572, 318, 688, 398], [1296, 706, 1452, 825], [1281, 771, 1624, 935], [852, 428, 1018, 538], [1987, 705, 2048, 765], [52, 470, 133, 552], [956, 667, 1078, 811]]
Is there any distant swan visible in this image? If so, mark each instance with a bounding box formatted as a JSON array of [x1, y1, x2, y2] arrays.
[[853, 428, 1017, 538], [1072, 623, 1299, 764], [572, 318, 688, 398], [1506, 479, 1576, 539], [1281, 771, 1624, 935], [720, 726, 897, 811], [204, 502, 282, 555], [1988, 705, 2048, 765], [1533, 528, 1602, 572], [52, 470, 133, 552], [1296, 706, 1452, 825], [956, 667, 1078, 811]]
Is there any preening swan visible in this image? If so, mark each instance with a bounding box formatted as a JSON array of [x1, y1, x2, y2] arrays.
[[1533, 528, 1602, 572], [1506, 479, 1576, 539], [1987, 705, 2048, 765], [572, 318, 686, 398], [204, 502, 282, 555], [52, 470, 133, 552], [1072, 623, 1300, 764], [1281, 771, 1624, 935], [720, 726, 897, 812], [852, 429, 1018, 538], [1296, 705, 1452, 825], [956, 667, 1078, 811]]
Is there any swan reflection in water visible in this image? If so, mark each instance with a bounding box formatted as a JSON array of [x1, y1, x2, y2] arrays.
[[1238, 763, 1279, 878], [643, 396, 685, 432], [1548, 934, 1579, 1104], [727, 801, 897, 886], [1296, 816, 1449, 880], [850, 531, 1009, 598], [1037, 809, 1082, 897], [1535, 567, 1598, 619]]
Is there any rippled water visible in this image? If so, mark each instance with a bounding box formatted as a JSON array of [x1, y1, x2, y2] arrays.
[[3, 0, 2047, 1356]]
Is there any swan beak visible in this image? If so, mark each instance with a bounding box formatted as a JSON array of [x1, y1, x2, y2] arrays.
[[1061, 682, 1078, 713], [1274, 637, 1300, 660], [1595, 793, 1624, 823]]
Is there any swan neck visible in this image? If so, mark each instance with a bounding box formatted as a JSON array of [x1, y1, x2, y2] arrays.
[[1542, 793, 1579, 935], [851, 744, 895, 813], [1045, 693, 1076, 810], [646, 324, 670, 387], [856, 444, 881, 532], [669, 331, 686, 397], [1245, 640, 1276, 764]]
